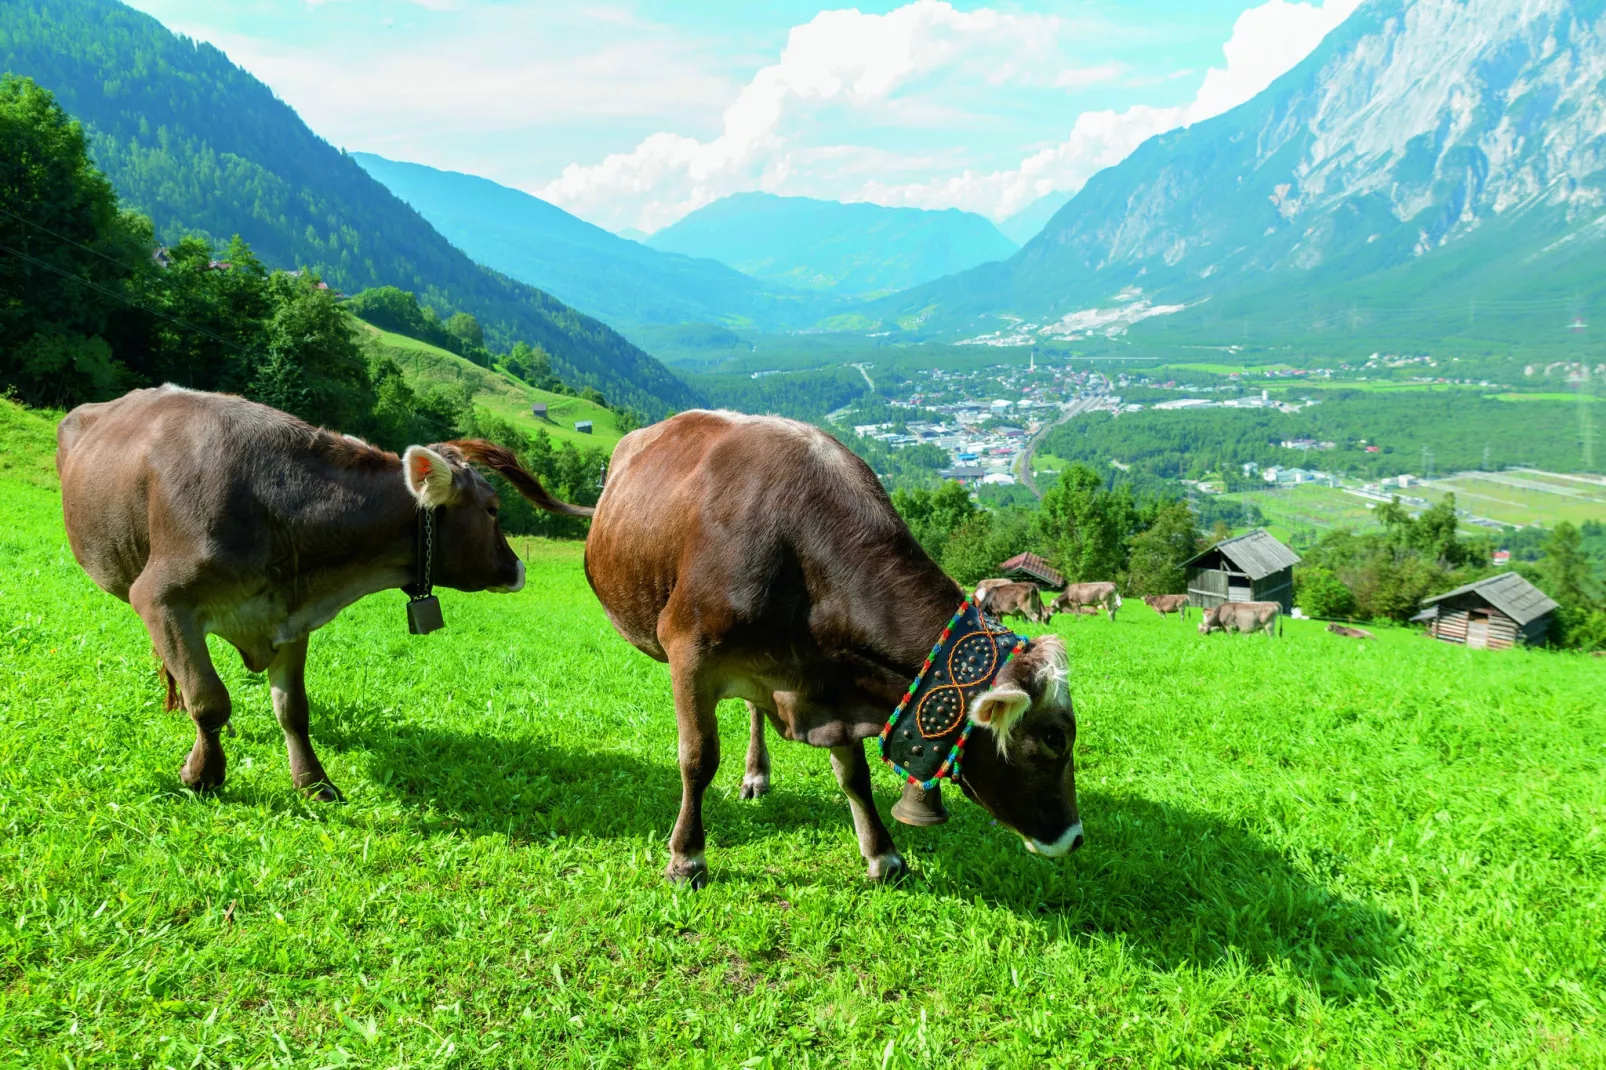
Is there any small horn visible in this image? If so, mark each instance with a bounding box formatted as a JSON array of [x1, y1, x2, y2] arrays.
[[447, 439, 596, 518]]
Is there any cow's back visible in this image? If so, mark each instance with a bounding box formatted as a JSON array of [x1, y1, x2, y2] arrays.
[[57, 386, 312, 602], [586, 410, 942, 660]]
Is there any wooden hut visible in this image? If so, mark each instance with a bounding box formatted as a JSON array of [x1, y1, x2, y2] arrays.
[[1183, 529, 1300, 613], [996, 552, 1064, 590], [573, 420, 593, 434], [1412, 572, 1558, 650]]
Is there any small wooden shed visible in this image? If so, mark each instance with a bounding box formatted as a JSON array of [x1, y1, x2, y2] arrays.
[[531, 403, 548, 420], [573, 420, 593, 434], [1183, 529, 1300, 613], [997, 552, 1064, 590], [1413, 572, 1558, 650]]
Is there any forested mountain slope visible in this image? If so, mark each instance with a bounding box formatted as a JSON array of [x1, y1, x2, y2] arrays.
[[647, 192, 1017, 298], [874, 0, 1606, 351], [352, 154, 835, 334], [0, 0, 697, 415]]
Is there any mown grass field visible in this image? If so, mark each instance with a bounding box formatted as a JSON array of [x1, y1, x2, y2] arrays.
[[357, 321, 628, 452], [1217, 484, 1384, 544], [3, 403, 1604, 1067], [1423, 472, 1606, 528]]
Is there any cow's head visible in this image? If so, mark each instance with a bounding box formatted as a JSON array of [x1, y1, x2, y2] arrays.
[[403, 444, 525, 594], [956, 634, 1083, 857]]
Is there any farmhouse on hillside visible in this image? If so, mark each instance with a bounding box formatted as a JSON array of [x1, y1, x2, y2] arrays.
[[996, 551, 1064, 590], [1412, 572, 1559, 650], [1183, 529, 1300, 613]]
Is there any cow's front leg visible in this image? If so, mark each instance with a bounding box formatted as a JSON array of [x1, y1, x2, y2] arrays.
[[131, 580, 229, 792], [830, 742, 905, 881], [268, 636, 342, 801], [740, 701, 771, 799], [665, 650, 720, 888]]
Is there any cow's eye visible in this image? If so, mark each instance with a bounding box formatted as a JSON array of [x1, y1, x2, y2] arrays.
[[1042, 727, 1066, 754], [487, 505, 499, 518]]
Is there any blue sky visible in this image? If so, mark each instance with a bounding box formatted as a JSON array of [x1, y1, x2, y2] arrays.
[[120, 0, 1361, 232]]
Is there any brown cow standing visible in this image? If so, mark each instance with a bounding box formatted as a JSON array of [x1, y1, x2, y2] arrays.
[[1142, 594, 1191, 620], [57, 385, 590, 798], [1198, 601, 1282, 637], [1051, 582, 1122, 621], [585, 411, 1082, 887], [977, 581, 1049, 625], [973, 578, 1015, 604]]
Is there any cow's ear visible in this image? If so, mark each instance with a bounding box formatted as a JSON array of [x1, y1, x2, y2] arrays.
[[403, 445, 458, 508], [971, 686, 1031, 753]]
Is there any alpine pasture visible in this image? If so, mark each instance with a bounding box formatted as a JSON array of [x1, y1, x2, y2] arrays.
[[1, 402, 1603, 1068]]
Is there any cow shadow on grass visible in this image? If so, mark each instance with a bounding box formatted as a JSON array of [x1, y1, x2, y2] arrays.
[[297, 704, 831, 848], [898, 788, 1406, 999]]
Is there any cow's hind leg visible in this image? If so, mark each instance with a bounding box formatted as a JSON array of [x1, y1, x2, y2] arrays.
[[830, 742, 905, 881], [268, 636, 342, 801], [131, 581, 229, 792], [739, 701, 771, 799], [665, 648, 720, 888]]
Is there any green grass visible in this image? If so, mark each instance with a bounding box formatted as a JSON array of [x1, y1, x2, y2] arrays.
[[3, 406, 1605, 1066], [1424, 472, 1606, 527], [359, 323, 627, 452], [1493, 393, 1602, 403], [1218, 484, 1385, 541]]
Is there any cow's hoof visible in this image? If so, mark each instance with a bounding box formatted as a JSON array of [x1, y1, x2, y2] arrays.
[[867, 853, 908, 882], [891, 784, 948, 827], [665, 856, 709, 890], [180, 760, 225, 793], [739, 773, 771, 799], [300, 780, 344, 803]]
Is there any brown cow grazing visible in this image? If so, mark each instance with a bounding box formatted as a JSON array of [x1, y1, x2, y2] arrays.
[[1198, 601, 1282, 637], [57, 385, 590, 799], [978, 581, 1049, 625], [585, 411, 1082, 887], [973, 578, 1016, 604], [1142, 594, 1191, 619], [1326, 623, 1374, 639], [1051, 582, 1122, 621]]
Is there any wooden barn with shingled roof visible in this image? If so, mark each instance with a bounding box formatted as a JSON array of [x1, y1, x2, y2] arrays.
[[1182, 529, 1300, 614], [996, 552, 1064, 590], [1412, 572, 1559, 650]]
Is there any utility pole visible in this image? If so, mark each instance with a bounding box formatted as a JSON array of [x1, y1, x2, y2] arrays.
[[1582, 363, 1597, 472], [1421, 444, 1435, 481], [1483, 443, 1491, 471]]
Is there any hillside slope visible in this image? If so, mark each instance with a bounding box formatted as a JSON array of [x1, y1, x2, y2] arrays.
[[875, 0, 1606, 349], [356, 322, 627, 453], [352, 154, 835, 333], [647, 192, 1017, 298], [0, 0, 698, 416]]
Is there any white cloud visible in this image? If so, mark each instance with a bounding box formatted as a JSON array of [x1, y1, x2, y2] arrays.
[[862, 0, 1364, 220], [537, 0, 1068, 232], [542, 0, 1364, 231]]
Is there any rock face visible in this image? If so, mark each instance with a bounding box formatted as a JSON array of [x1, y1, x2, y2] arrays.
[[883, 0, 1606, 336]]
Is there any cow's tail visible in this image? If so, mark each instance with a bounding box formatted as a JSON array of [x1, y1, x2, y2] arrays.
[[1278, 611, 1284, 638], [449, 439, 597, 518]]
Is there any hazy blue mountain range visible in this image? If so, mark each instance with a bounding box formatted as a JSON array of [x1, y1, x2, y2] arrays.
[[996, 191, 1073, 245], [0, 0, 698, 415], [351, 154, 837, 334], [646, 192, 1018, 298], [875, 0, 1606, 350]]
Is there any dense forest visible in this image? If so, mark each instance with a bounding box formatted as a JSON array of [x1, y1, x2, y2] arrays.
[[1042, 391, 1588, 485], [0, 0, 698, 416]]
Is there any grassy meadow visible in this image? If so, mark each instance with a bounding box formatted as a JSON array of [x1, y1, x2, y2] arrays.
[[2, 402, 1605, 1067], [1422, 472, 1606, 529], [359, 322, 629, 452]]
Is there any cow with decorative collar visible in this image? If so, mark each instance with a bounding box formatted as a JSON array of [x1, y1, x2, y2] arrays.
[[585, 410, 1083, 887], [57, 385, 590, 799]]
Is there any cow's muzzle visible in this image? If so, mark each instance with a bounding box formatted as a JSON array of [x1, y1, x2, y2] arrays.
[[1023, 820, 1085, 858], [488, 559, 526, 594]]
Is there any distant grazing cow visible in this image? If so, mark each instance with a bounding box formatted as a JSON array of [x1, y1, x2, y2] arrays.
[[585, 411, 1082, 887], [1142, 594, 1191, 619], [1052, 582, 1122, 621], [974, 578, 1018, 604], [1199, 601, 1282, 637], [1326, 623, 1374, 639], [57, 385, 591, 799], [978, 581, 1049, 625]]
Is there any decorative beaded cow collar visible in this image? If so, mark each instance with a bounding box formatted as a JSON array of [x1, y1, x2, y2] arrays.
[[878, 599, 1028, 790]]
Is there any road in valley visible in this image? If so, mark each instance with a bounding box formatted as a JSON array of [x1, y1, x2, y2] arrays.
[[1018, 393, 1099, 498]]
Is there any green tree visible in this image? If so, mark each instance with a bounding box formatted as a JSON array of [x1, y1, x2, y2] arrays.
[[445, 311, 483, 349], [1036, 463, 1134, 583], [0, 75, 150, 406], [1295, 566, 1356, 619], [891, 480, 977, 560], [1125, 500, 1200, 595]]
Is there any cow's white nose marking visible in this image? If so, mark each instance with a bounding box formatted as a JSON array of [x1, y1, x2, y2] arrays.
[[1026, 821, 1084, 858], [490, 560, 526, 594]]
